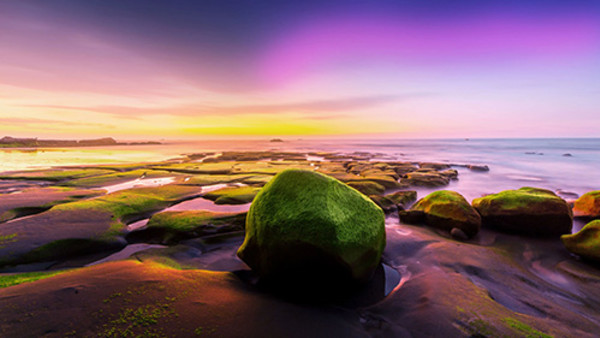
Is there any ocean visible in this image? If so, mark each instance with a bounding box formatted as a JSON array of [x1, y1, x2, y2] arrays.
[[1, 138, 598, 203]]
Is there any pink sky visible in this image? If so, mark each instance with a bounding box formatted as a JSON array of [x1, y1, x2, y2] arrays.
[[0, 2, 599, 139]]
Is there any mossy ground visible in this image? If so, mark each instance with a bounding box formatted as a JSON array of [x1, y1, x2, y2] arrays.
[[203, 186, 261, 205], [0, 186, 104, 222], [62, 169, 177, 187], [0, 270, 65, 288], [53, 184, 202, 228], [0, 261, 361, 337], [0, 168, 114, 181], [146, 210, 245, 233]]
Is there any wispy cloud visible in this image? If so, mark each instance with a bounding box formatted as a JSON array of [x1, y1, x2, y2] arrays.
[[21, 93, 432, 118], [0, 117, 114, 129]]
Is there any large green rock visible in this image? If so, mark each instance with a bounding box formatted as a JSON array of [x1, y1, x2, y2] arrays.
[[573, 190, 600, 218], [561, 220, 600, 261], [237, 169, 385, 290], [407, 190, 481, 238], [472, 187, 572, 237]]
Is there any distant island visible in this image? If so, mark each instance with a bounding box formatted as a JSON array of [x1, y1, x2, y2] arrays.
[[0, 136, 161, 148]]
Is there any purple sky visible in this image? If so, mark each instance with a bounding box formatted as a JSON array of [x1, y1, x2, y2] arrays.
[[1, 1, 599, 139]]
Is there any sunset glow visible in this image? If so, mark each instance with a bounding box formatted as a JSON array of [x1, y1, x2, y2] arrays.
[[1, 1, 599, 139]]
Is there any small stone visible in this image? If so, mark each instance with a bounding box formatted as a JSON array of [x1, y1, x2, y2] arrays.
[[450, 227, 469, 241]]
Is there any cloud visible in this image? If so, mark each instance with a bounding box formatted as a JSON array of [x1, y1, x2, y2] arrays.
[[21, 93, 432, 118], [0, 117, 114, 129]]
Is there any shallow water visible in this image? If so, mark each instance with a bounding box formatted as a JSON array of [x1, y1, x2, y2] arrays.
[[101, 176, 176, 194], [86, 243, 166, 266], [164, 197, 251, 213]]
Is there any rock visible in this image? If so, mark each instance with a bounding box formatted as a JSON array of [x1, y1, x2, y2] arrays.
[[419, 162, 450, 170], [389, 163, 418, 175], [401, 171, 450, 187], [347, 181, 385, 196], [439, 169, 458, 179], [409, 190, 481, 238], [384, 190, 417, 207], [472, 187, 573, 237], [237, 169, 386, 291], [562, 153, 573, 157], [561, 220, 600, 262], [369, 195, 396, 214], [467, 164, 490, 172], [360, 168, 400, 180], [270, 138, 284, 142], [398, 209, 425, 224], [573, 191, 600, 218], [450, 227, 469, 241], [360, 174, 404, 189]]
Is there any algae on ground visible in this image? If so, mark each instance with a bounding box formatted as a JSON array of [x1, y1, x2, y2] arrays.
[[0, 168, 114, 182], [127, 210, 246, 243], [53, 184, 203, 227], [0, 270, 65, 288], [203, 186, 261, 205]]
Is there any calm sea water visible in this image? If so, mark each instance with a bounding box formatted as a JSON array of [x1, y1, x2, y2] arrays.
[[1, 138, 598, 201]]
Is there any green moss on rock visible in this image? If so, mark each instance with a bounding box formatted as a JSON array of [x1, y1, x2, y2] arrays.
[[472, 187, 572, 237], [561, 220, 600, 262], [410, 190, 481, 238], [238, 169, 385, 291]]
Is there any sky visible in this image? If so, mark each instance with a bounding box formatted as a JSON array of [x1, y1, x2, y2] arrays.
[[1, 0, 599, 140]]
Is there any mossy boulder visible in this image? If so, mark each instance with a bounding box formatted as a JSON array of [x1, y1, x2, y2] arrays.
[[472, 187, 572, 237], [408, 190, 481, 238], [561, 220, 600, 261], [573, 191, 600, 218], [237, 169, 385, 292]]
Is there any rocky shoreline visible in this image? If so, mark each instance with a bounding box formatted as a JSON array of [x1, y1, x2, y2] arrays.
[[0, 136, 161, 148], [0, 150, 599, 337]]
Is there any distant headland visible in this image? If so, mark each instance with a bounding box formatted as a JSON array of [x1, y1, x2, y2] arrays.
[[0, 136, 161, 148]]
